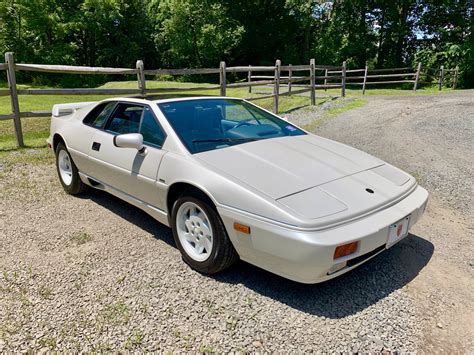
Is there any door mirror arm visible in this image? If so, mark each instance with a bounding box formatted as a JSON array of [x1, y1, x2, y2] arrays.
[[138, 146, 147, 155]]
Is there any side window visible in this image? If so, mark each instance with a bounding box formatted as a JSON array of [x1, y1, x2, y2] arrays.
[[105, 104, 144, 134], [140, 107, 166, 148], [83, 102, 116, 128]]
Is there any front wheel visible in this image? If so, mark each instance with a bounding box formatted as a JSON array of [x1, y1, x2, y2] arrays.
[[171, 196, 238, 274], [55, 143, 89, 195]]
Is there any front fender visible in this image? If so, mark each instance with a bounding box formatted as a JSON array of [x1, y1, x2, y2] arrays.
[[157, 152, 300, 225]]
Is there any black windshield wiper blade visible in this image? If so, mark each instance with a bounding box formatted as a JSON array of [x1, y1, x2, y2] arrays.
[[192, 138, 259, 143]]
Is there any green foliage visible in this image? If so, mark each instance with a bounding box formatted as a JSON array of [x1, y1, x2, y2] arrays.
[[414, 0, 473, 87], [415, 43, 464, 69], [0, 0, 472, 87], [0, 0, 156, 86], [152, 0, 244, 67]]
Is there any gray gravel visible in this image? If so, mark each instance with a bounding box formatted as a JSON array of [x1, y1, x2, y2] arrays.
[[1, 92, 473, 352]]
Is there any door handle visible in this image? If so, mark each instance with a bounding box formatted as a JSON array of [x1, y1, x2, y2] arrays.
[[92, 142, 101, 151]]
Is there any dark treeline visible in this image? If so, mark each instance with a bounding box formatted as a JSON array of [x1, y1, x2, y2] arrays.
[[0, 0, 473, 87]]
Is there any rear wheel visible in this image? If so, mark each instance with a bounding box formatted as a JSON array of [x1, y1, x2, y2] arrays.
[[55, 143, 89, 195], [171, 196, 238, 274]]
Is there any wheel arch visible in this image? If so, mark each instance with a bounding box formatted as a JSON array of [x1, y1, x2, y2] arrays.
[[166, 182, 218, 220], [52, 133, 66, 151]]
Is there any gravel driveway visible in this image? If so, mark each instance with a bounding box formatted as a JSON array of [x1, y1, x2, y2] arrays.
[[1, 92, 473, 352]]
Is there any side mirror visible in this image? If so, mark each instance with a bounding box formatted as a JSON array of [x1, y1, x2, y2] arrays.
[[113, 133, 145, 152]]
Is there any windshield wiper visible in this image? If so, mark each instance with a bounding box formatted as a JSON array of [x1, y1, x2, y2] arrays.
[[192, 138, 259, 143]]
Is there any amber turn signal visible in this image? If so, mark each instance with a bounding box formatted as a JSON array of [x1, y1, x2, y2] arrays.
[[234, 223, 251, 234], [334, 241, 358, 259]]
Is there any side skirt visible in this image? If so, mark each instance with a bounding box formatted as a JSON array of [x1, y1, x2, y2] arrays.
[[79, 172, 170, 227]]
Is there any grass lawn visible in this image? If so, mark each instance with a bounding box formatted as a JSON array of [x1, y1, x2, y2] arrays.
[[324, 86, 451, 96], [0, 79, 457, 151]]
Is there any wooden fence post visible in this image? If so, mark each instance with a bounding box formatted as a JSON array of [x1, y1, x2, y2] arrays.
[[273, 59, 281, 114], [219, 61, 226, 96], [136, 60, 146, 98], [5, 52, 24, 148], [288, 64, 292, 95], [413, 62, 421, 91], [362, 63, 368, 95], [248, 65, 252, 93], [453, 65, 459, 90], [310, 58, 316, 105], [324, 69, 328, 92], [438, 65, 444, 91], [341, 61, 347, 97]]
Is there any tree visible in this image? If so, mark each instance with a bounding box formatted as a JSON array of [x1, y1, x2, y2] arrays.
[[414, 0, 473, 86], [0, 0, 472, 88], [70, 0, 157, 67], [151, 0, 244, 67], [0, 0, 157, 67]]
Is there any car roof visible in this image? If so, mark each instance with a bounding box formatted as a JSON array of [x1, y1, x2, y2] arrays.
[[100, 96, 243, 105], [154, 96, 242, 104]]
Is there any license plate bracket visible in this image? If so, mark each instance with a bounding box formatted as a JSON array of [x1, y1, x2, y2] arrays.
[[386, 215, 411, 248]]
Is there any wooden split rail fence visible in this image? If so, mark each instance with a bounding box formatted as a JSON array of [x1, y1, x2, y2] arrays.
[[249, 62, 459, 95], [0, 52, 459, 147]]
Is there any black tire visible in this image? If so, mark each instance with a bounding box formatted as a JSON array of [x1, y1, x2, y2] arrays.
[[171, 195, 238, 274], [55, 143, 89, 195]]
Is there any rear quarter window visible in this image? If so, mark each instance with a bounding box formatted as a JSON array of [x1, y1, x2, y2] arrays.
[[83, 102, 117, 128]]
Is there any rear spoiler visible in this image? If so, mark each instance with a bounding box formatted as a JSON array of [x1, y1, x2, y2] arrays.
[[52, 101, 97, 117]]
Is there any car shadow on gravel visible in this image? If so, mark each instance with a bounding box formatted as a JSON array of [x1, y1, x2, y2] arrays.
[[213, 234, 434, 319], [81, 190, 175, 247], [79, 190, 433, 319]]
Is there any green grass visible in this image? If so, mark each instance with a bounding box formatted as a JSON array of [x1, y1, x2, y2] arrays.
[[323, 85, 454, 96], [0, 117, 51, 151], [97, 302, 131, 331], [301, 98, 368, 132], [70, 231, 93, 246], [38, 285, 53, 300], [0, 79, 464, 151], [124, 330, 144, 350]]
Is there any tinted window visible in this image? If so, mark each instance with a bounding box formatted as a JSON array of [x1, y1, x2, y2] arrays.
[[140, 107, 166, 148], [105, 104, 143, 134], [157, 99, 306, 154], [83, 102, 116, 128]]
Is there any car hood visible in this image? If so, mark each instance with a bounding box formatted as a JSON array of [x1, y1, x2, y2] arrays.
[[195, 134, 387, 199]]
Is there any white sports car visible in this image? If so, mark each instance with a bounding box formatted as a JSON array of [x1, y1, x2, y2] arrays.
[[47, 97, 428, 283]]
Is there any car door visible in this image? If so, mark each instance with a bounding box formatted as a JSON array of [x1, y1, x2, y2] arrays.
[[88, 102, 168, 210], [67, 101, 117, 175]]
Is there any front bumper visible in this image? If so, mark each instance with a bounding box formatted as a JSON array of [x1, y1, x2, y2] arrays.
[[218, 185, 428, 283]]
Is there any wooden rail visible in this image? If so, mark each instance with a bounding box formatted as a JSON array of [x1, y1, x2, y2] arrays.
[[17, 88, 143, 95], [0, 51, 460, 148], [15, 63, 138, 75], [143, 68, 220, 75]]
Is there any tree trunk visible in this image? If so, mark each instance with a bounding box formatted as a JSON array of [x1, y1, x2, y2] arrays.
[[395, 2, 410, 66], [376, 8, 386, 68], [359, 2, 367, 67]]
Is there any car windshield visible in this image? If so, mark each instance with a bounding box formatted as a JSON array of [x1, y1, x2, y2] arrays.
[[157, 99, 306, 154]]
